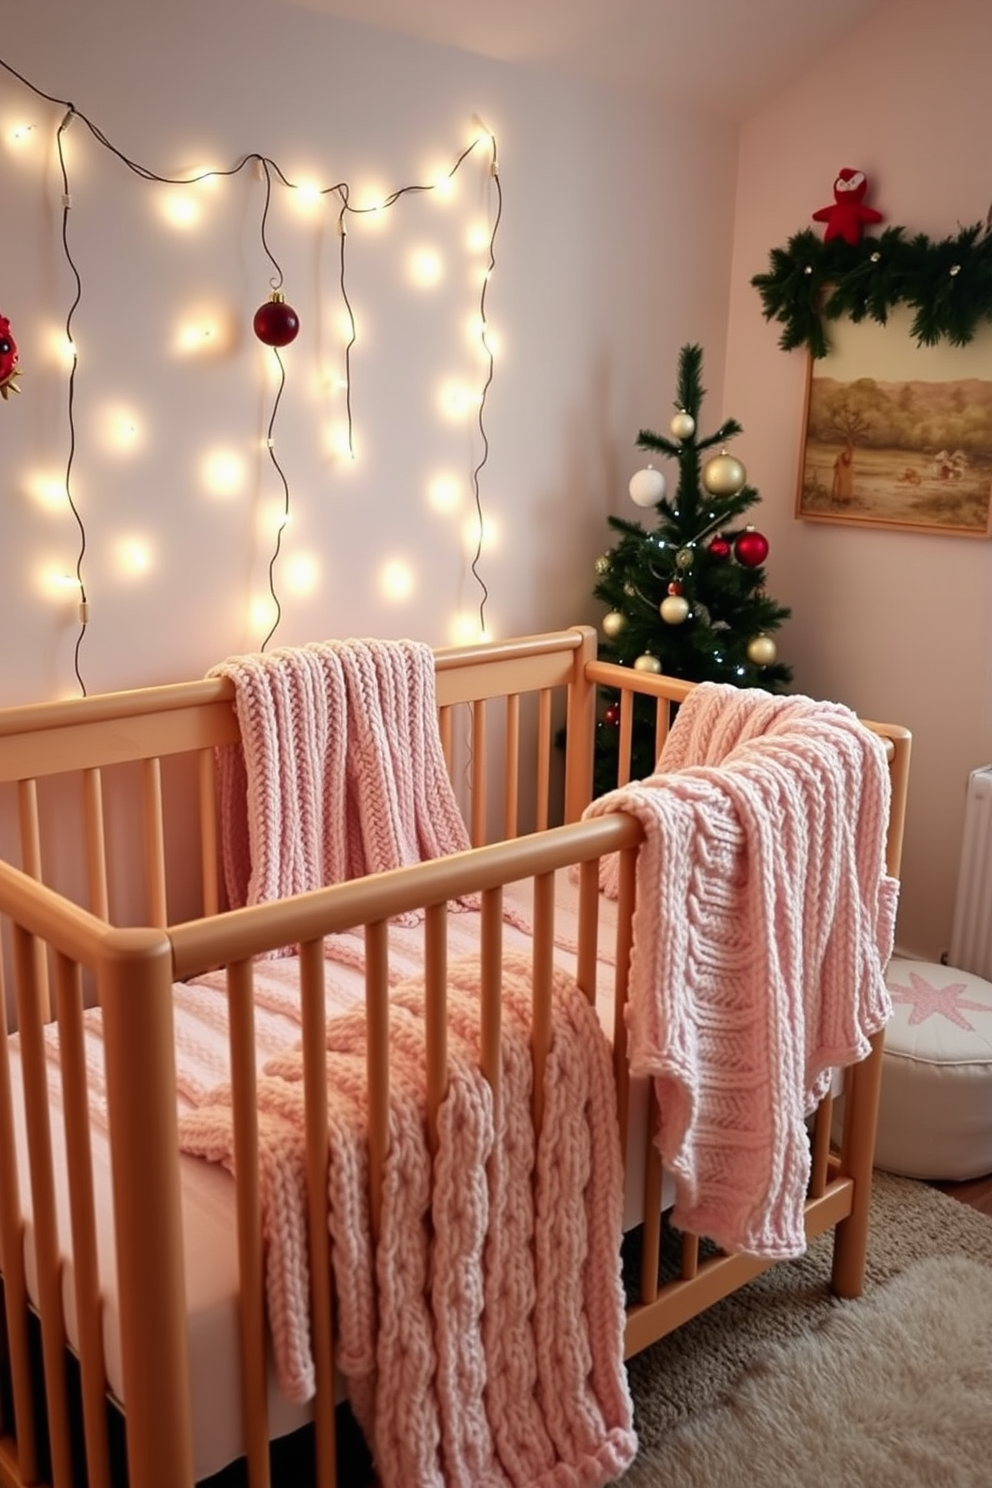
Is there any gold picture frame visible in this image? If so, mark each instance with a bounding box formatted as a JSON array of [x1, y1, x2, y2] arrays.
[[796, 306, 992, 537]]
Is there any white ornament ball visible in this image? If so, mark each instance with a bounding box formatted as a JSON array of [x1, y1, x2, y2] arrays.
[[669, 410, 696, 440], [628, 465, 667, 507], [746, 633, 777, 667], [601, 610, 627, 639], [702, 451, 747, 497], [633, 653, 662, 674], [660, 595, 690, 625]]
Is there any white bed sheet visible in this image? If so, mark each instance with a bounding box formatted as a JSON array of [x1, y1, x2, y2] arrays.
[[7, 870, 670, 1481]]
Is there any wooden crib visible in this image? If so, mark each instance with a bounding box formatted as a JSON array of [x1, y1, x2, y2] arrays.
[[0, 624, 911, 1488]]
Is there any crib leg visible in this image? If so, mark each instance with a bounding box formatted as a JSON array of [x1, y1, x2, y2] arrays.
[[830, 1029, 885, 1298]]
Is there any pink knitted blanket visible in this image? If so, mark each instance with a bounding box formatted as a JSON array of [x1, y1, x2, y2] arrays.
[[586, 683, 898, 1259], [177, 953, 637, 1488], [209, 638, 473, 914]]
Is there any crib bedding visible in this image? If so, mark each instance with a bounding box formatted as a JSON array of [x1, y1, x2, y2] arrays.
[[6, 870, 664, 1482]]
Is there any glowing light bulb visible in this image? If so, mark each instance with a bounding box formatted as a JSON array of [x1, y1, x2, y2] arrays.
[[250, 596, 277, 631], [450, 612, 491, 645], [117, 538, 151, 575], [439, 382, 482, 421], [27, 473, 69, 513], [430, 168, 456, 200], [201, 449, 247, 496], [379, 559, 414, 601], [408, 247, 444, 287], [38, 566, 80, 598], [462, 512, 500, 554], [427, 475, 461, 513], [161, 192, 200, 229], [286, 554, 318, 594], [466, 223, 489, 254], [48, 331, 77, 368], [292, 179, 323, 215], [175, 316, 224, 355], [327, 424, 355, 461], [7, 122, 35, 148], [103, 406, 142, 452]]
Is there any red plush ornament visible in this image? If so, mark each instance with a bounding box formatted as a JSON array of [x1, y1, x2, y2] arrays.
[[708, 536, 731, 559], [0, 312, 22, 400], [811, 168, 883, 246], [734, 528, 769, 568], [253, 292, 300, 348]]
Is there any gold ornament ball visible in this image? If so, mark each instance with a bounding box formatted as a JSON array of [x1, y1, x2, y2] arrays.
[[669, 410, 695, 440], [595, 554, 611, 575], [633, 653, 662, 674], [746, 633, 777, 667], [702, 450, 747, 496], [601, 610, 627, 639], [660, 595, 690, 625], [628, 465, 667, 507]]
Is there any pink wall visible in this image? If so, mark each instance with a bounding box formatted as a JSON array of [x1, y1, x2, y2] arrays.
[[0, 0, 737, 705], [725, 0, 992, 960]]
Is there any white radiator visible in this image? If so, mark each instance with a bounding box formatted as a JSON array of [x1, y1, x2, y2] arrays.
[[949, 765, 992, 978]]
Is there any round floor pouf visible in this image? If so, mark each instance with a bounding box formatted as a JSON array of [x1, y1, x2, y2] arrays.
[[870, 957, 992, 1180]]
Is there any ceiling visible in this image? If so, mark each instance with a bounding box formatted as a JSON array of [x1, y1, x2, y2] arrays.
[[280, 0, 887, 121]]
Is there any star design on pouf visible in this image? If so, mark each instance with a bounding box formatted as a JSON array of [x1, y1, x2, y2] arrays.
[[888, 970, 990, 1031]]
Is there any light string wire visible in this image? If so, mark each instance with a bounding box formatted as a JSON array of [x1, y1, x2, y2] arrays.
[[2, 54, 499, 673]]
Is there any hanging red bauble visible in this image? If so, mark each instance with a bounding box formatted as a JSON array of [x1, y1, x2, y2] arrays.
[[253, 291, 300, 348], [603, 704, 620, 727], [667, 580, 683, 596], [708, 536, 731, 559], [734, 527, 769, 568]]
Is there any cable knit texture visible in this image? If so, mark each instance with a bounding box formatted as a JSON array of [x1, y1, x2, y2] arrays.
[[177, 953, 637, 1488], [585, 682, 898, 1260], [209, 638, 474, 920]]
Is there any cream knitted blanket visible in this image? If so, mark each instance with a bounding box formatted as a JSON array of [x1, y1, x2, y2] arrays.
[[210, 638, 472, 914], [177, 953, 637, 1488], [586, 683, 898, 1259]]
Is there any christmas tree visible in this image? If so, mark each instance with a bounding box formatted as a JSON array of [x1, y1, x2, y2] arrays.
[[593, 343, 792, 788]]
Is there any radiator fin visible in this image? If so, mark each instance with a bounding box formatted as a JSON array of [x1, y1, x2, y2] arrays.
[[949, 765, 992, 978]]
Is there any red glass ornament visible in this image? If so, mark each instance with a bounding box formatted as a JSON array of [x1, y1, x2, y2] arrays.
[[734, 528, 769, 568], [667, 581, 683, 596], [603, 705, 620, 727], [253, 292, 300, 347], [708, 536, 731, 559]]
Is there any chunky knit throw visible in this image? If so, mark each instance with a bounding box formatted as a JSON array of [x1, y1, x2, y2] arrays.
[[586, 682, 898, 1259], [209, 638, 472, 914], [177, 953, 637, 1488]]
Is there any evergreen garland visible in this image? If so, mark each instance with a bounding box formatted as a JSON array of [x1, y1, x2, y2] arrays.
[[752, 221, 992, 358]]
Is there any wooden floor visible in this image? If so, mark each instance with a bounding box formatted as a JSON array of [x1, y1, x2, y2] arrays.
[[931, 1171, 992, 1217]]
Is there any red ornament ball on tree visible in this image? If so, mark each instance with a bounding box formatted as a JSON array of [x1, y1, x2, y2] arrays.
[[253, 293, 300, 348], [708, 536, 731, 559], [603, 704, 620, 727], [734, 528, 769, 568]]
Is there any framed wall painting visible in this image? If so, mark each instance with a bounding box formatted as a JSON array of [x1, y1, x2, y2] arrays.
[[796, 306, 992, 537]]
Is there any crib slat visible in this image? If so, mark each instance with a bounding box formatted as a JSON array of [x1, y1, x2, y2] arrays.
[[83, 767, 110, 921], [55, 950, 112, 1488], [471, 699, 487, 847], [535, 688, 552, 831], [612, 845, 638, 1159], [15, 780, 50, 1023], [142, 756, 168, 927], [11, 923, 74, 1488], [531, 872, 554, 1137], [299, 938, 337, 1488], [425, 903, 448, 1159], [654, 697, 670, 761], [503, 694, 520, 840], [227, 957, 270, 1488], [438, 704, 454, 779], [809, 1090, 833, 1199], [576, 858, 599, 1006], [0, 934, 43, 1482], [198, 748, 220, 918], [479, 888, 503, 1106], [681, 1232, 700, 1281], [639, 1083, 663, 1305], [617, 693, 634, 789], [365, 921, 390, 1244]]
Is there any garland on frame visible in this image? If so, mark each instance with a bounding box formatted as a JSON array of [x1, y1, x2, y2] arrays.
[[752, 219, 992, 359]]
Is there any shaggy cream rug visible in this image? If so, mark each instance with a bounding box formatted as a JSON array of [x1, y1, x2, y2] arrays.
[[617, 1172, 992, 1487]]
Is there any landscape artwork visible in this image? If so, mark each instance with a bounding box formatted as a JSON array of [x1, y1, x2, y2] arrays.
[[797, 307, 992, 537]]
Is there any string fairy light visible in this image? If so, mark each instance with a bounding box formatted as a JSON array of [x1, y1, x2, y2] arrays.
[[1, 54, 501, 669]]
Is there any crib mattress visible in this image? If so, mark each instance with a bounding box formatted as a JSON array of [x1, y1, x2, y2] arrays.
[[7, 870, 668, 1482]]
